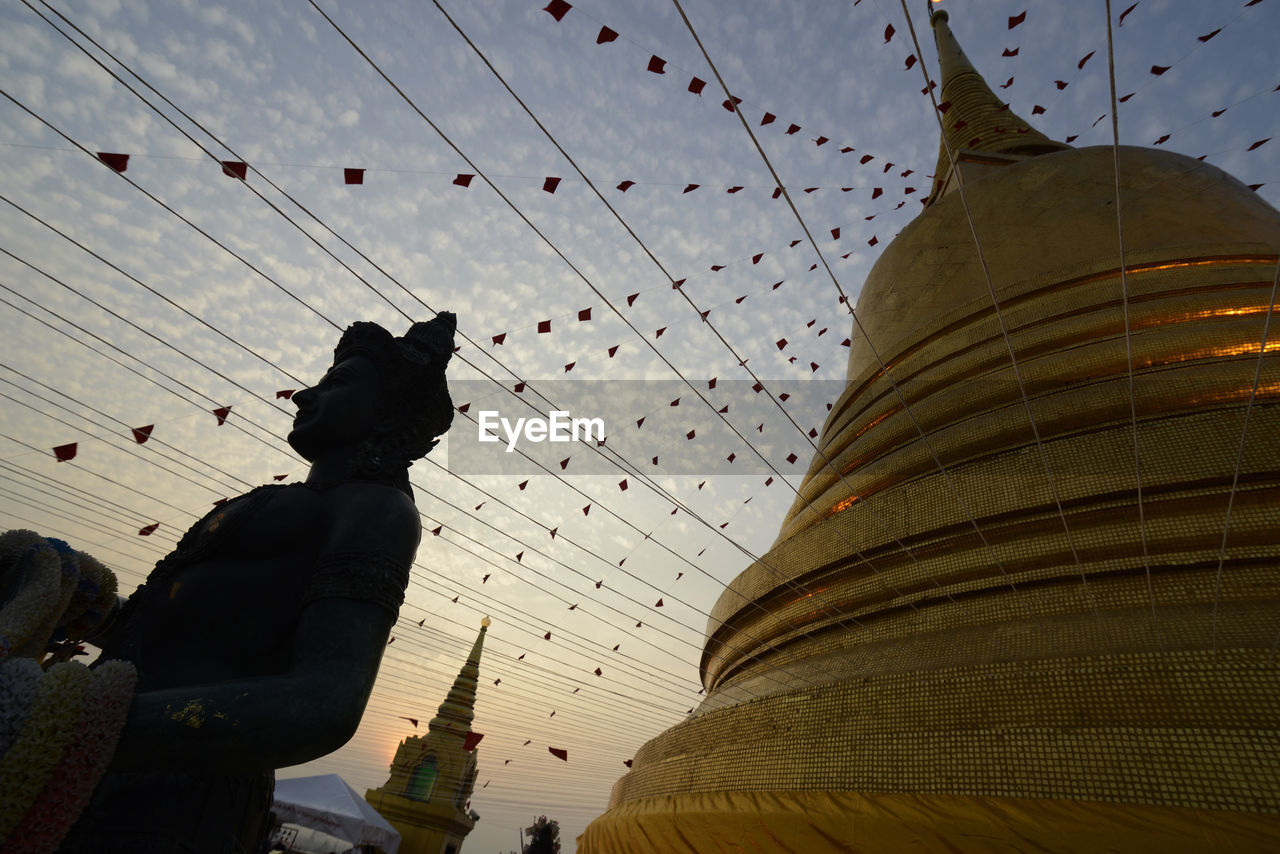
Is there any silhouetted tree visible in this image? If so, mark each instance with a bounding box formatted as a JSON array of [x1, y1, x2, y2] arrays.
[[523, 815, 560, 854]]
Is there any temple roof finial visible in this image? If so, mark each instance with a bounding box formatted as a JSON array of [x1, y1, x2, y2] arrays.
[[924, 8, 1070, 206]]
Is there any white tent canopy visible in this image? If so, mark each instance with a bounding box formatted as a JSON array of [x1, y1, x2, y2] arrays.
[[273, 774, 401, 854]]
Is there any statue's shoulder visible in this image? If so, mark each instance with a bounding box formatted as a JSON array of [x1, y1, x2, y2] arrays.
[[315, 482, 421, 559]]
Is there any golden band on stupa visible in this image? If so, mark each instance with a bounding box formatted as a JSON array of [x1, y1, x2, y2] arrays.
[[581, 9, 1280, 852]]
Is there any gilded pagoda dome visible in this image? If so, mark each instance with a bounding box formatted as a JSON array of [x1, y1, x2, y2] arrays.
[[583, 10, 1280, 852]]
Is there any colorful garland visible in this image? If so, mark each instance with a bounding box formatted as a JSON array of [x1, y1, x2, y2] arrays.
[[6, 661, 136, 853], [0, 660, 89, 839], [0, 530, 138, 853]]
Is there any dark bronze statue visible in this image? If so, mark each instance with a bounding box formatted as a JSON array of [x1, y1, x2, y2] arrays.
[[59, 314, 456, 854]]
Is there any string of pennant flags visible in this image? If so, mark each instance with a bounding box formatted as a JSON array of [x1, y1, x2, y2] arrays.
[[540, 0, 1273, 184], [51, 0, 1274, 202], [85, 148, 924, 198]]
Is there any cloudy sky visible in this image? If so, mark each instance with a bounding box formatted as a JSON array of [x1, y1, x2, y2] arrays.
[[1, 0, 1276, 850]]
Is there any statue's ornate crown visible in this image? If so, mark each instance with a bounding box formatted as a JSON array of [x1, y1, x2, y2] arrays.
[[332, 313, 457, 465]]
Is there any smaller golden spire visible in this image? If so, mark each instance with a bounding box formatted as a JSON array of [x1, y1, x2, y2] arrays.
[[925, 8, 1070, 206], [426, 620, 489, 737]]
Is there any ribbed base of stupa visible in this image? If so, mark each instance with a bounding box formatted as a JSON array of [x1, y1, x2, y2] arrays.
[[581, 790, 1280, 852]]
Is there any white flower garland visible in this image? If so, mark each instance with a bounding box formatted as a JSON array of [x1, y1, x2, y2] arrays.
[[22, 541, 82, 661], [0, 532, 62, 659]]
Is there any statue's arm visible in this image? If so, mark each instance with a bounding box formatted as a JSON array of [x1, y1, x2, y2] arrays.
[[107, 486, 421, 773]]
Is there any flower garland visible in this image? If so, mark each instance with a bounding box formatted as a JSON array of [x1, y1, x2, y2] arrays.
[[0, 660, 89, 839], [54, 553, 118, 644], [7, 661, 137, 853], [23, 540, 82, 661], [0, 530, 138, 852], [0, 532, 62, 660], [0, 659, 42, 759]]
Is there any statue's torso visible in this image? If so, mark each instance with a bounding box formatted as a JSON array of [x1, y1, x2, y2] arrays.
[[108, 481, 405, 691], [62, 480, 416, 854]]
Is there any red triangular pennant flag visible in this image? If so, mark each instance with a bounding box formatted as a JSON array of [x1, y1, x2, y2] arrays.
[[647, 55, 666, 74], [578, 307, 591, 321], [549, 747, 568, 761], [538, 319, 552, 333], [616, 180, 635, 192], [543, 176, 561, 193], [463, 732, 485, 751], [213, 406, 232, 425], [343, 168, 364, 185], [626, 293, 639, 306], [453, 173, 474, 187], [138, 522, 159, 536], [608, 345, 619, 357], [596, 25, 618, 44], [688, 77, 706, 95], [221, 160, 248, 180], [96, 152, 129, 172], [53, 442, 77, 462], [276, 389, 295, 399], [491, 333, 507, 345], [543, 0, 571, 22], [131, 425, 154, 444], [1008, 10, 1026, 28]]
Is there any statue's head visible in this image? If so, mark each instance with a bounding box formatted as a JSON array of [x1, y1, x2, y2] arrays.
[[288, 313, 456, 491]]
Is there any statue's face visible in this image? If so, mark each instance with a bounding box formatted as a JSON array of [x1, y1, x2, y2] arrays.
[[287, 355, 384, 461]]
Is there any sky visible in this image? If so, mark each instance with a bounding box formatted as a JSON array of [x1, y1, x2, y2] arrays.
[[0, 0, 1276, 851]]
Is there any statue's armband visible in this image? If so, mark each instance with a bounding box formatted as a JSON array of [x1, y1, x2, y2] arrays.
[[302, 549, 411, 616]]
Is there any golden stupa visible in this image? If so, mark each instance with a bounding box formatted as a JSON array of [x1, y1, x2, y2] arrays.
[[582, 10, 1280, 851]]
